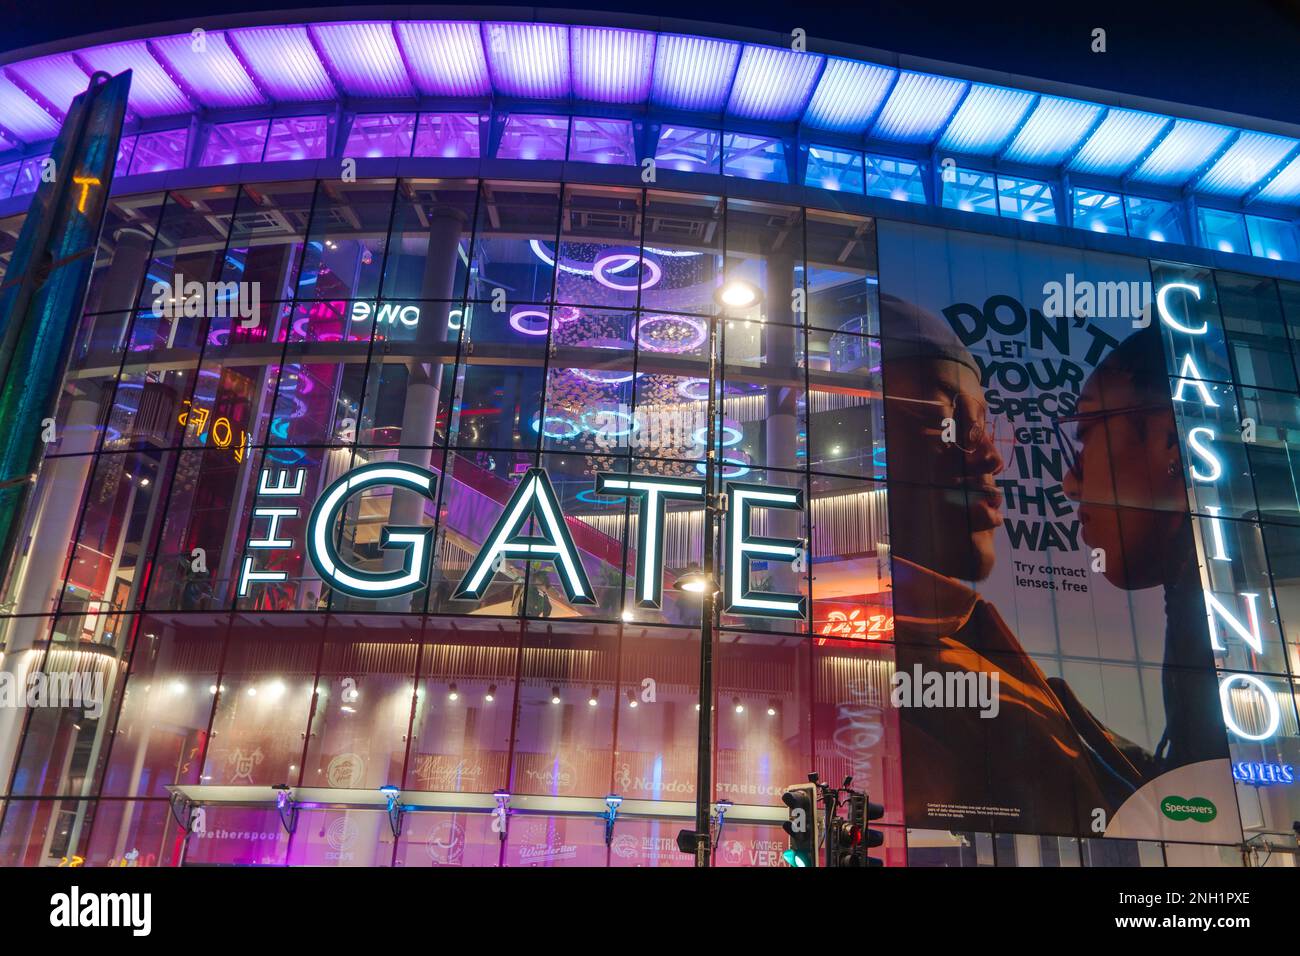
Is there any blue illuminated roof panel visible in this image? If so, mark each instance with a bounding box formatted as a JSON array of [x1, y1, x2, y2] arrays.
[[1066, 108, 1168, 177], [1196, 130, 1298, 198], [1001, 96, 1103, 166], [0, 16, 1294, 212], [802, 58, 896, 133], [939, 84, 1034, 156], [870, 72, 967, 144], [1127, 119, 1234, 186]]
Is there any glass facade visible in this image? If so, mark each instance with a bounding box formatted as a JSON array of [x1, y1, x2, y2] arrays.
[[0, 169, 1297, 868]]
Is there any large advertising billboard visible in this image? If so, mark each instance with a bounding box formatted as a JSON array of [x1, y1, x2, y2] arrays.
[[878, 221, 1240, 842]]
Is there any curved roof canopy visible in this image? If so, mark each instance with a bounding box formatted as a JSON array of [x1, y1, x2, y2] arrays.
[[1, 14, 1298, 207]]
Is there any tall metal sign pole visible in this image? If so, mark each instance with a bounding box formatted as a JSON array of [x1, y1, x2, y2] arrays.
[[693, 308, 721, 868], [0, 70, 131, 591]]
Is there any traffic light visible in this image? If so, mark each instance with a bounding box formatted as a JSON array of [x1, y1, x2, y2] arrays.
[[831, 815, 863, 867], [836, 792, 885, 867], [780, 783, 820, 867], [860, 792, 885, 867]]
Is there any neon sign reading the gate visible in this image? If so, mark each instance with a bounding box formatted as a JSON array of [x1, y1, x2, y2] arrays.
[[238, 464, 807, 620]]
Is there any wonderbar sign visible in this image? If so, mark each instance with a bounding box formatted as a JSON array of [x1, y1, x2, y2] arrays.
[[239, 464, 807, 619]]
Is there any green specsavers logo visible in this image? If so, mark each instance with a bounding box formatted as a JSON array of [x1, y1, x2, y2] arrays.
[[1160, 796, 1217, 823]]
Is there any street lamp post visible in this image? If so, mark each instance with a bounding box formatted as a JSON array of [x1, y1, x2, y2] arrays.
[[692, 301, 720, 868], [685, 277, 762, 868]]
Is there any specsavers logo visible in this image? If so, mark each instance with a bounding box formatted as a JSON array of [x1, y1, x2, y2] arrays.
[[1160, 795, 1218, 823]]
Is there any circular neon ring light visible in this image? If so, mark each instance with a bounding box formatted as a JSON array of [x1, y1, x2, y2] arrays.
[[677, 378, 711, 401], [593, 251, 662, 291], [635, 314, 707, 353], [509, 308, 551, 336], [581, 409, 639, 437], [267, 446, 307, 465], [554, 305, 582, 323], [675, 378, 764, 400], [448, 308, 463, 331], [691, 423, 743, 447], [530, 415, 582, 439], [695, 456, 751, 479], [529, 240, 639, 276], [576, 488, 618, 506], [570, 368, 639, 385]]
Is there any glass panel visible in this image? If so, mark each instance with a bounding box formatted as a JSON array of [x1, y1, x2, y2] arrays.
[[722, 133, 788, 183], [1073, 186, 1126, 234], [805, 145, 865, 194], [200, 119, 269, 167], [343, 113, 416, 159], [1199, 207, 1249, 255], [654, 125, 721, 175], [114, 137, 136, 177], [1126, 195, 1185, 244], [466, 181, 561, 306], [12, 155, 47, 196], [0, 159, 21, 199], [568, 117, 636, 165], [1245, 214, 1300, 262], [497, 115, 569, 161], [941, 168, 997, 216], [806, 209, 878, 334], [997, 174, 1056, 224], [413, 112, 481, 159], [1217, 272, 1296, 391], [264, 116, 329, 162], [129, 129, 189, 175], [865, 154, 925, 203], [296, 180, 397, 301]]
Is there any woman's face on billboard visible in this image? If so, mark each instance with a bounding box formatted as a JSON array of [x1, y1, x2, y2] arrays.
[[885, 357, 1005, 582], [1064, 367, 1185, 589]]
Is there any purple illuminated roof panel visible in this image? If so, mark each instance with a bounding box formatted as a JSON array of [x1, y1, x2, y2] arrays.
[[651, 34, 741, 112], [226, 26, 337, 101], [310, 22, 414, 98], [396, 21, 491, 97], [571, 27, 656, 104], [483, 22, 570, 99], [151, 33, 267, 109], [726, 45, 823, 122], [4, 54, 89, 117], [802, 58, 897, 133], [0, 73, 61, 141], [76, 39, 194, 117], [0, 16, 1294, 215]]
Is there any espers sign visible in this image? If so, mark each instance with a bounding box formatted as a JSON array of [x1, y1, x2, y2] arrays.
[[238, 464, 807, 619]]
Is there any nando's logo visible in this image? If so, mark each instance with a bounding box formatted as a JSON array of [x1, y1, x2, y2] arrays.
[[238, 464, 808, 619]]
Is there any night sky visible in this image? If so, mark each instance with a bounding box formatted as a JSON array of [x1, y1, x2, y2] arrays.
[[0, 0, 1297, 125]]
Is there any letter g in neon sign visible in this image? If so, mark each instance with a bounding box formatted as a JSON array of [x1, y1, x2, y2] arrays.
[[306, 462, 437, 597]]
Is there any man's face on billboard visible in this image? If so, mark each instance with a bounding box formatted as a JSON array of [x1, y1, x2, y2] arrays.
[[1062, 366, 1184, 590], [884, 357, 1005, 582]]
